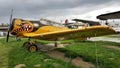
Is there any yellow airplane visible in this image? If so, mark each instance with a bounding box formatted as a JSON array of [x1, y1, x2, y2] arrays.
[[5, 17, 116, 52]]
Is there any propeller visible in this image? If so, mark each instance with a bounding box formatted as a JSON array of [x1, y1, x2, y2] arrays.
[[6, 9, 13, 42]]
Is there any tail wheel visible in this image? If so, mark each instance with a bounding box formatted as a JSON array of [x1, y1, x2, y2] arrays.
[[23, 42, 30, 48], [28, 44, 38, 52]]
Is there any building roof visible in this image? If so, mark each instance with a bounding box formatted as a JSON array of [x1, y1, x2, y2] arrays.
[[97, 11, 120, 20]]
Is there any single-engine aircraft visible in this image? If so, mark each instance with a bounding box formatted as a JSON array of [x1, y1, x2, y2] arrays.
[[4, 17, 116, 52]]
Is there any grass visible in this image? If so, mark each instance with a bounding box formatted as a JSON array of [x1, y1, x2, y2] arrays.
[[0, 37, 120, 68], [0, 37, 81, 68], [57, 41, 120, 68], [0, 41, 8, 68]]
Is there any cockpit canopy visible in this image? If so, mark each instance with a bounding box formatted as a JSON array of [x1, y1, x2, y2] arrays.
[[40, 18, 64, 27]]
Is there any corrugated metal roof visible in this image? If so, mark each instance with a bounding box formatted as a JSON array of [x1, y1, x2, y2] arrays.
[[97, 11, 120, 20]]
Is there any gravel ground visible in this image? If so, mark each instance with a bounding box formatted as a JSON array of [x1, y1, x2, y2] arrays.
[[89, 37, 120, 43]]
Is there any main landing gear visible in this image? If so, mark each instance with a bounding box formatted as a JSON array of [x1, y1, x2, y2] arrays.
[[22, 38, 59, 52], [23, 38, 38, 52]]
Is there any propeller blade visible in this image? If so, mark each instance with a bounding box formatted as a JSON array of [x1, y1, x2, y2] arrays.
[[6, 30, 10, 42], [6, 9, 13, 42]]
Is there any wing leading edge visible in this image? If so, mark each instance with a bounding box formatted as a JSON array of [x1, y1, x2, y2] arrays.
[[21, 26, 116, 41]]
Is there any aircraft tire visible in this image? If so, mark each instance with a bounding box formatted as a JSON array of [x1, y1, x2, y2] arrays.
[[28, 44, 38, 52], [22, 42, 30, 48]]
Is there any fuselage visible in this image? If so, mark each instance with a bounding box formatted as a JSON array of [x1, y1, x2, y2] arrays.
[[10, 18, 69, 36]]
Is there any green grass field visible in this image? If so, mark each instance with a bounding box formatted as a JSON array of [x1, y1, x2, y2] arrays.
[[57, 41, 120, 68], [0, 37, 120, 68], [0, 37, 80, 68]]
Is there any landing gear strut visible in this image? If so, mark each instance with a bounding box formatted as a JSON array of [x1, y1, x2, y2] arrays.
[[55, 41, 60, 47], [55, 41, 58, 47], [22, 38, 30, 48]]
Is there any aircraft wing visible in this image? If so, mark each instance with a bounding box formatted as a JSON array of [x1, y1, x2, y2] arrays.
[[21, 26, 116, 41], [73, 19, 100, 26]]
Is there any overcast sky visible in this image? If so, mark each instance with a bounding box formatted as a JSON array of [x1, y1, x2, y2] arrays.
[[0, 0, 120, 24]]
